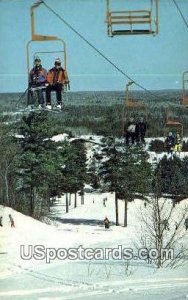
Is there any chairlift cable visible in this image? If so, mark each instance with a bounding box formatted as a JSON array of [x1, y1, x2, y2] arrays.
[[172, 0, 188, 30], [42, 0, 164, 101], [15, 87, 29, 108]]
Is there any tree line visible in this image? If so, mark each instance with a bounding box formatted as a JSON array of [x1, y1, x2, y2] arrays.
[[1, 90, 188, 137], [0, 111, 188, 224], [87, 137, 188, 227], [0, 111, 87, 218]]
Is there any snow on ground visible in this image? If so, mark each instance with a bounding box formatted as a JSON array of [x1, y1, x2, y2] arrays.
[[50, 134, 188, 161], [0, 205, 80, 277], [0, 135, 188, 299], [0, 193, 188, 300]]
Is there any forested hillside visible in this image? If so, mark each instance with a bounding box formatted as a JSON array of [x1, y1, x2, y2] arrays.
[[0, 90, 187, 137]]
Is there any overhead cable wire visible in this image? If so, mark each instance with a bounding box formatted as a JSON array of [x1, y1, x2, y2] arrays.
[[15, 87, 29, 108], [42, 0, 164, 101], [172, 0, 188, 29]]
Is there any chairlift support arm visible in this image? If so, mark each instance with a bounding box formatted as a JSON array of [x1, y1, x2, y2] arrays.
[[26, 1, 67, 74]]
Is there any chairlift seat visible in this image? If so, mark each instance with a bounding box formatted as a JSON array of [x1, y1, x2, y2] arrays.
[[112, 29, 154, 36], [165, 119, 183, 137], [106, 0, 158, 37], [166, 120, 182, 126], [108, 10, 151, 23], [126, 99, 145, 108], [106, 9, 156, 36]]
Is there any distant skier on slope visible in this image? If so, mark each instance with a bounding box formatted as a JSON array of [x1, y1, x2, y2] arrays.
[[104, 216, 110, 229], [184, 217, 188, 230], [9, 214, 15, 228], [162, 219, 169, 230], [103, 197, 107, 207]]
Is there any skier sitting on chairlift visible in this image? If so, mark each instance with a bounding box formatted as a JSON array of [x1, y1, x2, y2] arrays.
[[46, 58, 69, 110], [174, 133, 182, 153], [124, 117, 136, 146], [28, 57, 47, 108], [135, 117, 147, 144], [165, 132, 175, 155]]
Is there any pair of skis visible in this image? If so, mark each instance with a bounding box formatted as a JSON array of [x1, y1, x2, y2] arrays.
[[25, 104, 64, 113], [27, 86, 64, 113]]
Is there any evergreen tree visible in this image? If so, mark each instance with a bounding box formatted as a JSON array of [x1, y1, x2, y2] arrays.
[[154, 155, 188, 201], [0, 124, 18, 207], [61, 140, 87, 210], [99, 138, 151, 226], [15, 111, 65, 217], [87, 147, 102, 190]]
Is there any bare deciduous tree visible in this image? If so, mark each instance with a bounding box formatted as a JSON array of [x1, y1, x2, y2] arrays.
[[137, 197, 188, 268]]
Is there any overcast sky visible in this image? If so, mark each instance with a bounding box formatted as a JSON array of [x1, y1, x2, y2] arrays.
[[0, 0, 188, 92]]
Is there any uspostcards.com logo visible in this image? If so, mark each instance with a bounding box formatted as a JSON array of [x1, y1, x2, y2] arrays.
[[20, 245, 174, 263]]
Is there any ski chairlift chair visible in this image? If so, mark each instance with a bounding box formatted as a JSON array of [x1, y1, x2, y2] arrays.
[[182, 71, 188, 108], [124, 98, 147, 118], [165, 118, 184, 154], [122, 81, 148, 134], [33, 51, 70, 108], [165, 110, 183, 138], [106, 0, 159, 37], [126, 98, 146, 109], [122, 99, 148, 128], [26, 1, 69, 107]]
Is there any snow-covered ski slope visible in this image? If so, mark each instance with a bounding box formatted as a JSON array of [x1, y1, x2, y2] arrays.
[[0, 195, 188, 299], [0, 135, 188, 300]]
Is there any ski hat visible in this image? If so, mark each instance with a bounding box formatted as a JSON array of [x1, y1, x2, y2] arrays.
[[34, 56, 41, 63], [54, 58, 61, 65], [168, 132, 173, 136]]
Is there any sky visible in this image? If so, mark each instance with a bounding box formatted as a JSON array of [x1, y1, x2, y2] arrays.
[[0, 0, 188, 92]]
